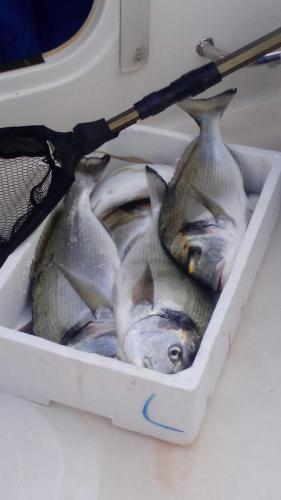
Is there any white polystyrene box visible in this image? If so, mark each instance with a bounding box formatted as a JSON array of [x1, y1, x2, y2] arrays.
[[0, 124, 280, 445]]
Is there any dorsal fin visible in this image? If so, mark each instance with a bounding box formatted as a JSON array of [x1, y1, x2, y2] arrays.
[[145, 166, 168, 214]]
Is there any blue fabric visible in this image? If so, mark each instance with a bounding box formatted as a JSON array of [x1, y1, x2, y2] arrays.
[[0, 0, 93, 64], [0, 0, 40, 63]]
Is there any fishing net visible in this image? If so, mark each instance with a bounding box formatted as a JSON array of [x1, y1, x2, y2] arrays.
[[0, 120, 118, 267], [0, 129, 77, 267]]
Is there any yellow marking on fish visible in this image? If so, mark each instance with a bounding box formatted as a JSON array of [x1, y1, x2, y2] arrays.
[[188, 258, 195, 275]]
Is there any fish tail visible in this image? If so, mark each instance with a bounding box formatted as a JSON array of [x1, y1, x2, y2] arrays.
[[75, 154, 111, 183], [178, 89, 237, 126]]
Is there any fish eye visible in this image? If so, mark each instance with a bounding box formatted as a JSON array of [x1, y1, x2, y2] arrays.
[[168, 345, 182, 362], [188, 246, 202, 261]]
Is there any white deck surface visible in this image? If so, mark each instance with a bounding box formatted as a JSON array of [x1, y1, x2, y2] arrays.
[[1, 201, 280, 500]]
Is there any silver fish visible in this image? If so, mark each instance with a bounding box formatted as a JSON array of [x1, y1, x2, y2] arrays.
[[91, 163, 175, 218], [103, 200, 152, 259], [159, 89, 248, 291], [32, 155, 120, 346], [114, 167, 214, 374]]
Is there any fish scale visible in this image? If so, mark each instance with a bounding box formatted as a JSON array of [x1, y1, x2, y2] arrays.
[[187, 147, 243, 217], [32, 213, 95, 343], [61, 183, 116, 302]]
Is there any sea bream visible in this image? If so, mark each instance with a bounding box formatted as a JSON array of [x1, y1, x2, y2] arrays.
[[114, 167, 214, 374], [159, 89, 248, 291], [32, 155, 121, 355]]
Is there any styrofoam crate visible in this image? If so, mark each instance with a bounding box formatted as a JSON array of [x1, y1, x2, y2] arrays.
[[0, 124, 280, 445]]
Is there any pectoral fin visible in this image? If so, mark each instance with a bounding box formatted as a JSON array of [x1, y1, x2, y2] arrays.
[[132, 264, 154, 305], [188, 182, 236, 225], [57, 263, 112, 311]]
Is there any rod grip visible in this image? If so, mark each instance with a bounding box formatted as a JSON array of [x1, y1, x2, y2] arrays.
[[134, 62, 221, 119], [73, 119, 119, 155]]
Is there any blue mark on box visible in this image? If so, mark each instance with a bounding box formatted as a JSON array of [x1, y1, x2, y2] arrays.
[[142, 393, 184, 433]]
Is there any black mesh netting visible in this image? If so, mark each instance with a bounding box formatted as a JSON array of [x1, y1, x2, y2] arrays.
[[0, 155, 52, 242], [0, 119, 117, 266], [0, 131, 76, 267]]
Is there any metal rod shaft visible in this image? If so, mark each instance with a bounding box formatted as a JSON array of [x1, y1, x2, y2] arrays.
[[108, 108, 139, 133], [216, 27, 281, 75], [107, 27, 281, 134]]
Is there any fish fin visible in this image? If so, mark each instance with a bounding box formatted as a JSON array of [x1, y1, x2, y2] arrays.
[[75, 154, 111, 183], [188, 182, 236, 225], [57, 263, 112, 311], [18, 320, 34, 334], [170, 139, 198, 187], [146, 166, 168, 213], [159, 309, 197, 332], [132, 264, 154, 305], [178, 88, 237, 126], [61, 313, 96, 345], [63, 323, 118, 357]]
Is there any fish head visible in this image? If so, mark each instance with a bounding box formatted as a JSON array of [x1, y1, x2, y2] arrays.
[[123, 312, 201, 374], [170, 220, 227, 291]]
